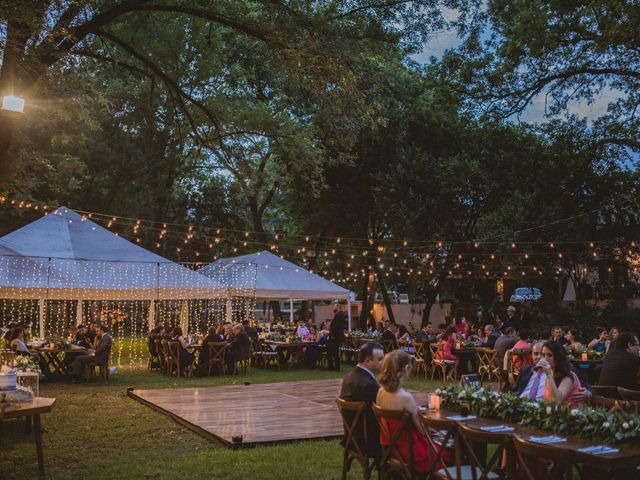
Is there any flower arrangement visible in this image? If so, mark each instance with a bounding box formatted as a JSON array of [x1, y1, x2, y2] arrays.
[[435, 384, 640, 446], [14, 355, 41, 375], [267, 333, 287, 342], [349, 330, 381, 340]]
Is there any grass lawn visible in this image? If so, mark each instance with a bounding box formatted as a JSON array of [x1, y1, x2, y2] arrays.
[[2, 363, 445, 480]]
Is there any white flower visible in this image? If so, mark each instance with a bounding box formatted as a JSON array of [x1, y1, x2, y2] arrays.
[[602, 422, 610, 429], [570, 409, 579, 417], [623, 422, 630, 430], [435, 389, 441, 395], [546, 406, 553, 415], [482, 397, 487, 403]]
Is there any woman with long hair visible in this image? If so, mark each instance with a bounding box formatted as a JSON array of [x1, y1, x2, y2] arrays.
[[564, 328, 583, 351], [521, 340, 582, 407], [376, 350, 435, 473], [172, 326, 195, 374], [435, 325, 459, 380]]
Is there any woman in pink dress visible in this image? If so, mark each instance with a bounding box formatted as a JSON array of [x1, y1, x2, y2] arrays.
[[435, 326, 459, 381]]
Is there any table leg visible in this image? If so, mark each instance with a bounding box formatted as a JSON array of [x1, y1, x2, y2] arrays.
[[25, 414, 32, 434], [34, 414, 44, 477]]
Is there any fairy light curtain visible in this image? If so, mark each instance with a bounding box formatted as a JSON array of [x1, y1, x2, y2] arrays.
[[0, 207, 256, 366]]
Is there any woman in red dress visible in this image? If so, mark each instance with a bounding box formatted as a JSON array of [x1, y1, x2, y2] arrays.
[[435, 325, 459, 380], [376, 350, 452, 473]]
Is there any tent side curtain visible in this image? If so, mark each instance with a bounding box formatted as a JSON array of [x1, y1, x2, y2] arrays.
[[0, 255, 238, 300]]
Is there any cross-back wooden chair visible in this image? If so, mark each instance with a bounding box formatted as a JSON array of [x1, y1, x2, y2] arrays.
[[420, 415, 459, 480], [372, 404, 416, 480], [476, 348, 501, 386], [336, 397, 377, 480], [147, 338, 161, 371], [412, 342, 428, 379], [86, 345, 112, 383], [160, 340, 170, 374], [512, 435, 578, 480], [429, 344, 456, 381], [617, 386, 640, 401], [207, 342, 227, 375], [590, 395, 637, 413], [456, 422, 511, 479], [253, 339, 279, 370], [166, 341, 182, 377], [382, 339, 398, 354]]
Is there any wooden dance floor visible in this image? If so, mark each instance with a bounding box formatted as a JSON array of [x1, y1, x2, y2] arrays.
[[128, 379, 350, 447]]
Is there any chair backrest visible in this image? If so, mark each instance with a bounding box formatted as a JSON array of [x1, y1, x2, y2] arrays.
[[413, 342, 426, 362], [208, 342, 227, 365], [457, 422, 513, 479], [476, 348, 498, 370], [593, 385, 621, 399], [428, 343, 440, 360], [617, 386, 640, 401], [167, 341, 180, 366], [420, 415, 459, 479], [372, 404, 414, 478], [336, 396, 369, 460], [512, 435, 574, 480], [382, 339, 397, 353]]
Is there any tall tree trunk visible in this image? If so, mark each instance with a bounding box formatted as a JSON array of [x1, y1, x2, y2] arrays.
[[375, 266, 395, 324], [359, 269, 370, 329]]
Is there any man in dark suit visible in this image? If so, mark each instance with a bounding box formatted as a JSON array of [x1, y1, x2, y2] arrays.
[[241, 320, 259, 340], [71, 324, 112, 383], [327, 303, 347, 371], [599, 332, 640, 390], [483, 324, 501, 349], [380, 321, 397, 342], [339, 342, 384, 458], [226, 324, 251, 372]]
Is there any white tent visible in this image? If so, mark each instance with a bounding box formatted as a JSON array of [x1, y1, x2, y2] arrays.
[[199, 250, 352, 328], [0, 207, 225, 301]]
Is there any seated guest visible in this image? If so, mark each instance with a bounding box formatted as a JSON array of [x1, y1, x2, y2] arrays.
[[296, 319, 309, 339], [163, 327, 175, 340], [435, 326, 458, 381], [514, 341, 544, 394], [519, 341, 585, 407], [397, 325, 412, 342], [241, 320, 258, 340], [340, 342, 384, 458], [482, 324, 500, 349], [564, 328, 583, 351], [598, 332, 640, 390], [10, 326, 30, 354], [147, 323, 164, 358], [381, 321, 398, 343], [435, 323, 447, 341], [226, 324, 250, 373], [87, 322, 98, 346], [316, 322, 330, 345], [587, 327, 609, 353], [455, 316, 468, 337], [21, 324, 32, 344], [550, 326, 568, 346], [511, 328, 532, 374], [303, 325, 317, 342], [3, 321, 17, 346], [474, 326, 487, 347], [375, 350, 436, 473], [200, 326, 225, 375], [608, 327, 621, 351], [416, 324, 436, 345], [65, 325, 94, 366], [71, 324, 112, 383], [493, 327, 518, 368]]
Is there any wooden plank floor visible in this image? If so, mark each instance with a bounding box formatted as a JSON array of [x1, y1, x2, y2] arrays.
[[128, 379, 349, 447]]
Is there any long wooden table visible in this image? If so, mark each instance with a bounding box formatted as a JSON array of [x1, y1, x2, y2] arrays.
[[421, 407, 640, 474], [1, 397, 56, 477]]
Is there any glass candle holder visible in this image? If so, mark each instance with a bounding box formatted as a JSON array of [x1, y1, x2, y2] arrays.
[[581, 352, 588, 361], [427, 393, 441, 411]]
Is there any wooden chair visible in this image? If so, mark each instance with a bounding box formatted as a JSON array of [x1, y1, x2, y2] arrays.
[[382, 339, 398, 354], [456, 422, 509, 479], [207, 342, 227, 375], [591, 395, 636, 412], [476, 348, 501, 386], [371, 404, 416, 480], [147, 338, 161, 371], [160, 340, 170, 374], [412, 342, 428, 379], [512, 435, 578, 480], [420, 415, 458, 480], [617, 386, 640, 401], [166, 341, 182, 378], [86, 345, 112, 383], [504, 349, 517, 389], [253, 339, 279, 370], [593, 385, 621, 399], [429, 344, 456, 381], [336, 397, 377, 480]]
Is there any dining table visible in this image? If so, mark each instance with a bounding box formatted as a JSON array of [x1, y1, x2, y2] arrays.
[[264, 340, 315, 369], [31, 346, 88, 379], [1, 397, 57, 478], [420, 407, 640, 477], [451, 347, 479, 375]]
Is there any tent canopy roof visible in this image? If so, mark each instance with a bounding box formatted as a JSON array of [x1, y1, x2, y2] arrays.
[[0, 207, 224, 300], [200, 250, 349, 300]]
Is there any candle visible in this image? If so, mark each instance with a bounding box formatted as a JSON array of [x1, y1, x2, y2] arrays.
[[456, 342, 461, 350], [49, 342, 55, 349], [581, 352, 588, 361], [428, 393, 441, 411], [198, 339, 203, 346]]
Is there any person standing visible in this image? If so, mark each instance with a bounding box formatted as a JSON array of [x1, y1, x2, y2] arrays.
[[327, 303, 346, 371], [502, 305, 517, 330]]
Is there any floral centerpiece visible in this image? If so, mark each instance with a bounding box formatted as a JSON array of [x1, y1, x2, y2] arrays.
[[349, 330, 381, 340], [435, 384, 640, 446], [267, 333, 287, 342], [15, 355, 41, 375]]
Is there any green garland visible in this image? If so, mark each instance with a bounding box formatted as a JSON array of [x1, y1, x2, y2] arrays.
[[435, 385, 640, 446]]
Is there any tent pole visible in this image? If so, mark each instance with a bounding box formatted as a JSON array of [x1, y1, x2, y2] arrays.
[[347, 299, 352, 332], [148, 300, 155, 330], [76, 300, 83, 326], [38, 298, 45, 338], [289, 299, 294, 324]]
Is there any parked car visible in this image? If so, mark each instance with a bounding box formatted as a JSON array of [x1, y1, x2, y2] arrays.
[[509, 287, 542, 303], [374, 291, 399, 303], [398, 293, 409, 304]]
